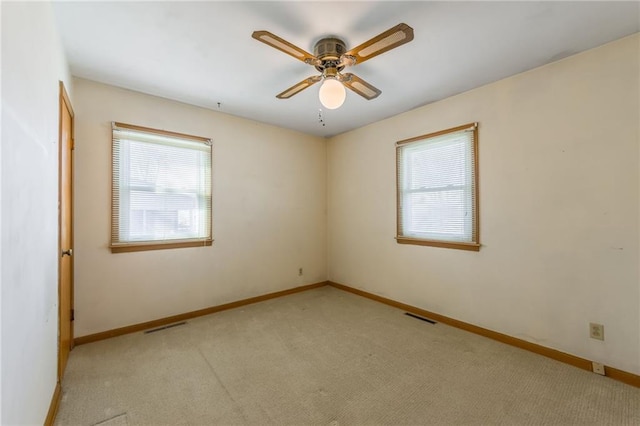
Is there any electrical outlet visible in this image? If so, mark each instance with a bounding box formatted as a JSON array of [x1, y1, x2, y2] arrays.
[[592, 362, 605, 375], [298, 268, 303, 276], [589, 323, 605, 341]]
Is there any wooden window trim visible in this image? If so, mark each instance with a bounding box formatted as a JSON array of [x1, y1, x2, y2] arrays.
[[110, 239, 213, 253], [113, 122, 211, 143], [396, 122, 480, 251], [111, 122, 213, 253], [396, 237, 480, 251]]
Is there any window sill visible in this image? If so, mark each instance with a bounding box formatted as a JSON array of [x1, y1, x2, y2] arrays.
[[396, 237, 480, 252], [110, 239, 213, 253]]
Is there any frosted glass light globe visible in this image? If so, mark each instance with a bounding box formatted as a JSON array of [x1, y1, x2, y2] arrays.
[[318, 79, 346, 109]]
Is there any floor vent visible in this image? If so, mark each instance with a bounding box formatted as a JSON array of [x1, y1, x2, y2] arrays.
[[144, 322, 187, 334], [404, 312, 437, 324]]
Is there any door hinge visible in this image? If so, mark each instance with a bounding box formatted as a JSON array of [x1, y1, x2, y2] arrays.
[[71, 138, 75, 150], [71, 309, 75, 321]]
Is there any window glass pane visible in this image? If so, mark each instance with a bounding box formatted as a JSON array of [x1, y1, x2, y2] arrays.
[[397, 124, 478, 248], [129, 141, 202, 191], [407, 138, 467, 190], [406, 189, 467, 237], [112, 123, 212, 249]]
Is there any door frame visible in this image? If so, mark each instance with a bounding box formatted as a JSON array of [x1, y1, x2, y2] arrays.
[[58, 81, 75, 380]]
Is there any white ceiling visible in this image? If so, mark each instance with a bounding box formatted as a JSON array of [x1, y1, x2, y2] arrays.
[[52, 1, 639, 138]]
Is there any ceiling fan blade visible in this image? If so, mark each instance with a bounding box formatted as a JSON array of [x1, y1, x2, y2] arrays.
[[252, 30, 318, 64], [344, 23, 414, 65], [276, 76, 322, 99], [341, 73, 382, 100]]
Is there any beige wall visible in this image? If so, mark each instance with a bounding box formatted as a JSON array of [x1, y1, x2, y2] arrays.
[[73, 34, 640, 376], [72, 78, 327, 337], [327, 34, 640, 374], [1, 2, 72, 423]]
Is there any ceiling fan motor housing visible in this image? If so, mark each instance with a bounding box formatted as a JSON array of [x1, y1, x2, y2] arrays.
[[314, 37, 347, 72]]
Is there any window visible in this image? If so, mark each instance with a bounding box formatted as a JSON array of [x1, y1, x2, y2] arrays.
[[111, 122, 212, 253], [396, 122, 479, 251]]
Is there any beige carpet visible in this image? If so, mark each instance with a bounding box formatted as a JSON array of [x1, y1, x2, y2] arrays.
[[56, 286, 640, 425]]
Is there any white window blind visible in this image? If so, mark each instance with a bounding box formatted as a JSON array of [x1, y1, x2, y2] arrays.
[[397, 123, 479, 249], [111, 122, 212, 251]]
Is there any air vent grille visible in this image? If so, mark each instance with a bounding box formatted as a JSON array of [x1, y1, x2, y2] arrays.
[[404, 312, 437, 324], [144, 322, 187, 334]]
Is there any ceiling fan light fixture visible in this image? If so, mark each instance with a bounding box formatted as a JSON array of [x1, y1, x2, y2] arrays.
[[253, 23, 414, 106], [318, 78, 346, 109]]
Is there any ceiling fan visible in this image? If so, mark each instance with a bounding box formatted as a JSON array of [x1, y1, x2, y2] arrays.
[[252, 23, 414, 109]]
